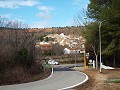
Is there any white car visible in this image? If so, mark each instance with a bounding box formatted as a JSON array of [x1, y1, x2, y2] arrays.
[[48, 60, 59, 65]]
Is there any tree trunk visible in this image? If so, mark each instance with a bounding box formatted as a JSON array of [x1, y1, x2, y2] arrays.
[[95, 55, 98, 69], [114, 54, 116, 68]]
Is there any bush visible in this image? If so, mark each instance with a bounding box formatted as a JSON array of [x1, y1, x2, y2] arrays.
[[29, 63, 43, 75], [0, 65, 5, 78], [17, 48, 34, 68]]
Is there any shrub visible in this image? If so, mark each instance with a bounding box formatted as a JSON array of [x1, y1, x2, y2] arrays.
[[29, 63, 43, 75], [17, 48, 34, 68]]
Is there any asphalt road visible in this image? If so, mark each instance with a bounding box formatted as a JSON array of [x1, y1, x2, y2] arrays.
[[0, 64, 87, 90]]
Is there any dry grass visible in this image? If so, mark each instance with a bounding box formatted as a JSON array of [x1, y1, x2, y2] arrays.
[[73, 67, 120, 90], [0, 65, 51, 86]]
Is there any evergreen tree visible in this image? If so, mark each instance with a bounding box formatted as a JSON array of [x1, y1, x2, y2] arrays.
[[87, 0, 120, 67]]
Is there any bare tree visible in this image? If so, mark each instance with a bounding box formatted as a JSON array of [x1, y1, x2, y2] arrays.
[[0, 17, 36, 72], [52, 43, 64, 56], [74, 9, 100, 69], [74, 9, 92, 26]]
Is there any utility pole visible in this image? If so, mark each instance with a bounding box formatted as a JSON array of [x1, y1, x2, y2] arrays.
[[99, 21, 102, 73], [99, 20, 106, 73]]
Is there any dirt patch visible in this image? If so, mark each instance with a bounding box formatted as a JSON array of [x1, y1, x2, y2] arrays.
[[73, 67, 120, 90]]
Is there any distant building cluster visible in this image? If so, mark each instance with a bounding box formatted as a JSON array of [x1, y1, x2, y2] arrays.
[[34, 26, 86, 55], [36, 33, 85, 55]]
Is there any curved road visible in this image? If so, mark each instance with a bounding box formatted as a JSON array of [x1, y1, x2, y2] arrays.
[[0, 64, 87, 90]]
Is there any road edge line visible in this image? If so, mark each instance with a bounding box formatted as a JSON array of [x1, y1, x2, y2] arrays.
[[42, 67, 54, 81], [59, 71, 89, 90]]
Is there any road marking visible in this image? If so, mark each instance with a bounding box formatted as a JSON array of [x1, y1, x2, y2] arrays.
[[58, 71, 89, 90], [41, 67, 53, 81]]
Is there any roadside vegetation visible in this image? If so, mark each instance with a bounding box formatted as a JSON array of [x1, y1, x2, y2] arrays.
[[73, 0, 120, 89], [107, 79, 120, 83], [76, 0, 120, 68], [0, 17, 51, 85]]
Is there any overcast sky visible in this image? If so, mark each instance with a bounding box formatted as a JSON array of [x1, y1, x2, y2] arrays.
[[0, 0, 90, 28]]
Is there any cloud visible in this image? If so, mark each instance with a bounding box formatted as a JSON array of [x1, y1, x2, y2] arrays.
[[32, 5, 55, 28], [0, 14, 12, 18], [33, 5, 55, 28], [0, 13, 26, 23], [37, 6, 55, 12], [30, 20, 49, 28], [0, 0, 39, 9], [36, 12, 51, 20], [36, 5, 55, 20]]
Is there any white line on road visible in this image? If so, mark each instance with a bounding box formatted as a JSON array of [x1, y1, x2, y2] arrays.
[[58, 71, 89, 90], [42, 67, 54, 81]]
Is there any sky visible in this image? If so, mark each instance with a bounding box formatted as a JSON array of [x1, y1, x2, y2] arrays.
[[0, 0, 90, 28]]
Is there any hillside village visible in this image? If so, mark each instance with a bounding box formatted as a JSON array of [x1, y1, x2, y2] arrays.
[[34, 26, 86, 57]]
